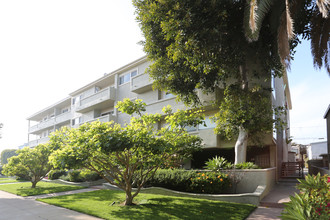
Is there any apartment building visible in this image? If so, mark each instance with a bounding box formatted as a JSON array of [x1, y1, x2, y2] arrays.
[[27, 56, 292, 169]]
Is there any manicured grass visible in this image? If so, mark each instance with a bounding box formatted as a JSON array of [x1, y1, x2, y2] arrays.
[[39, 189, 256, 220], [0, 181, 85, 196], [0, 178, 25, 184]]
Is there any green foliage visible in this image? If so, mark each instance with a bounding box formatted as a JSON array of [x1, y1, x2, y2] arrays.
[[2, 144, 54, 188], [143, 169, 230, 194], [281, 173, 330, 219], [49, 99, 203, 205], [204, 156, 259, 171], [234, 162, 260, 169], [48, 170, 67, 180], [190, 172, 230, 194], [144, 169, 196, 192], [58, 170, 101, 182], [204, 156, 233, 171], [0, 149, 18, 165], [213, 85, 274, 143]]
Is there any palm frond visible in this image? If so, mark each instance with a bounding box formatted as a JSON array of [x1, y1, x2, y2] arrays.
[[286, 0, 295, 40], [244, 0, 276, 41], [316, 0, 330, 18], [310, 10, 330, 74], [278, 9, 291, 68]]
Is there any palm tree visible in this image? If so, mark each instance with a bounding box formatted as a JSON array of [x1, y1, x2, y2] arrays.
[[244, 0, 329, 74]]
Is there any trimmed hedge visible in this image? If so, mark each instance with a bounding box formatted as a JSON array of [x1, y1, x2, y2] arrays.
[[143, 169, 230, 194], [59, 170, 102, 182], [48, 170, 67, 180]]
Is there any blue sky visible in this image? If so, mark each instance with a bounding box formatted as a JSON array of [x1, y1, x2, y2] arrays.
[[0, 1, 329, 152], [288, 40, 330, 144]]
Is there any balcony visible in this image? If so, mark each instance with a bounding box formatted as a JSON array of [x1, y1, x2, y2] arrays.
[[29, 111, 72, 134], [85, 114, 117, 124], [28, 137, 50, 147], [146, 97, 187, 115], [76, 87, 116, 113], [131, 74, 154, 94]]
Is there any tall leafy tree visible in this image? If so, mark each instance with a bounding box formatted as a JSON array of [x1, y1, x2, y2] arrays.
[[49, 99, 203, 205], [133, 0, 329, 164], [3, 144, 53, 188]]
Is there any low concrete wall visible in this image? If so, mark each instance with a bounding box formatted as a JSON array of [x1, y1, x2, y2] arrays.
[[225, 167, 276, 200], [308, 165, 330, 176]]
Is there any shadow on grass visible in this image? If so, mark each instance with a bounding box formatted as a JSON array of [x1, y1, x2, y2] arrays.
[[41, 190, 255, 220]]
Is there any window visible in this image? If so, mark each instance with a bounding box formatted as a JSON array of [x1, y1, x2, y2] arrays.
[[119, 70, 138, 85], [62, 108, 69, 113], [199, 117, 216, 130], [95, 87, 100, 93], [164, 92, 174, 99], [101, 110, 114, 116], [72, 117, 82, 126], [72, 98, 76, 105]]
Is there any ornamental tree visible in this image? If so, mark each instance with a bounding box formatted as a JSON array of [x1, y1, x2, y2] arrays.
[[49, 99, 203, 205], [2, 144, 53, 188], [0, 149, 18, 165], [133, 0, 328, 164]]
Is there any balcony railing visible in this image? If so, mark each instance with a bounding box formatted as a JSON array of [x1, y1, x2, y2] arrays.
[[76, 87, 116, 113], [29, 111, 72, 134], [84, 114, 117, 124], [131, 74, 154, 94], [28, 137, 50, 147]]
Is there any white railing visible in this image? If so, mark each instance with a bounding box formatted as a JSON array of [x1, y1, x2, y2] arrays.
[[131, 74, 153, 93], [29, 111, 72, 133], [84, 114, 117, 124], [77, 87, 116, 112], [28, 137, 50, 147]]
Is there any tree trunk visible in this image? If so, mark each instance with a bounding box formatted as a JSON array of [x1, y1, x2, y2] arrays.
[[31, 181, 37, 188], [124, 183, 134, 205], [234, 126, 248, 164]]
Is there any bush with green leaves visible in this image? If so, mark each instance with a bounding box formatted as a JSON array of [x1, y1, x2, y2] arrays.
[[281, 173, 330, 219], [143, 169, 230, 194], [204, 156, 259, 171], [190, 171, 230, 194], [48, 170, 67, 180]]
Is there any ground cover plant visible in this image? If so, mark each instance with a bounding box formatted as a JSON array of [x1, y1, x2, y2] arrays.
[[0, 181, 85, 197], [38, 189, 256, 220], [281, 173, 330, 219]]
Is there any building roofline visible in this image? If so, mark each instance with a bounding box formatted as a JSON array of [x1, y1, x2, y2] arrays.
[[26, 97, 71, 120], [324, 104, 330, 119], [69, 55, 148, 96]]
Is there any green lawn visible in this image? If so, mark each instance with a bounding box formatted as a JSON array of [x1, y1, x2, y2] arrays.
[[39, 189, 256, 220], [0, 178, 23, 184], [0, 181, 85, 196]]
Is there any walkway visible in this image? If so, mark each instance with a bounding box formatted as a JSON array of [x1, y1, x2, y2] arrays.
[[0, 189, 102, 220], [246, 181, 299, 220]]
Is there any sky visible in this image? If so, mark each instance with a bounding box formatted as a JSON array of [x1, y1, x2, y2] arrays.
[[0, 0, 329, 153]]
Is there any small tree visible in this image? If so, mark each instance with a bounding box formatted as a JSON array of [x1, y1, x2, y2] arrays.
[[3, 144, 53, 188], [0, 149, 18, 165], [49, 99, 203, 205]]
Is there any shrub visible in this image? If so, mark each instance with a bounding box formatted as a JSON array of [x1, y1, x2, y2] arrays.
[[281, 173, 330, 219], [79, 170, 102, 182], [204, 156, 233, 171], [234, 162, 260, 169], [190, 171, 230, 194], [144, 169, 230, 194], [204, 156, 260, 171], [48, 170, 67, 180], [67, 170, 84, 182], [146, 169, 196, 191]]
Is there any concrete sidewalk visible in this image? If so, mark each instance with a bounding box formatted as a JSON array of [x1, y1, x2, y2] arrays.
[[0, 190, 102, 220], [246, 181, 299, 220]]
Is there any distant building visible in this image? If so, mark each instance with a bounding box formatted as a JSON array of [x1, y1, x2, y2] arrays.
[[307, 141, 327, 160]]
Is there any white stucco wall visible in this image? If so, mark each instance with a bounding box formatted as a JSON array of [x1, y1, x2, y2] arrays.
[[307, 141, 327, 159]]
